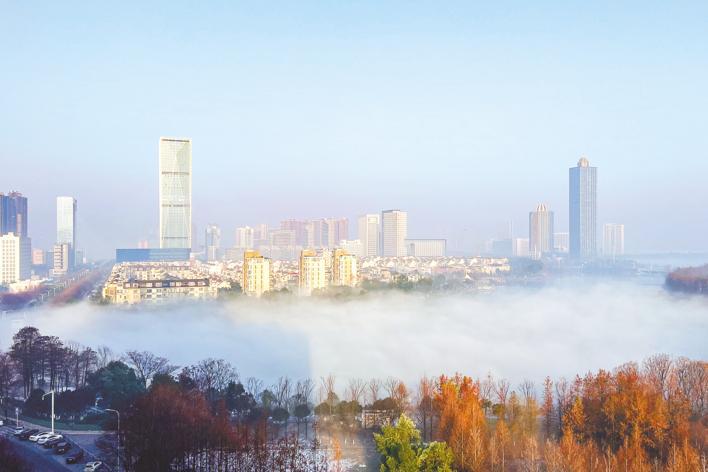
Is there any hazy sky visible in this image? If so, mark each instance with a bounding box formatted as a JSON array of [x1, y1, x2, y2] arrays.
[[1, 1, 707, 258]]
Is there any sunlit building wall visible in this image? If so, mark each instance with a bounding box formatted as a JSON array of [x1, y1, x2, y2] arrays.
[[358, 214, 380, 257], [332, 249, 358, 287], [242, 250, 271, 297], [159, 137, 192, 249], [381, 210, 408, 256], [0, 233, 31, 284], [299, 249, 326, 295]]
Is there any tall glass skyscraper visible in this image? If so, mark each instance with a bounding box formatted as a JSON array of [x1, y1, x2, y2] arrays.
[[0, 192, 28, 237], [569, 158, 597, 258], [159, 137, 192, 249], [56, 196, 76, 248]]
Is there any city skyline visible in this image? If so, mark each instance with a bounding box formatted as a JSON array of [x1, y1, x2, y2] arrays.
[[3, 2, 708, 257]]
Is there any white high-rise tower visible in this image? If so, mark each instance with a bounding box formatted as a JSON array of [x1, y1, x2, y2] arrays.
[[381, 210, 408, 256], [358, 214, 380, 257], [159, 137, 192, 249]]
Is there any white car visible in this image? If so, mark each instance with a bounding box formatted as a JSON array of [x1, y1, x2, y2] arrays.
[[38, 433, 62, 444], [84, 462, 103, 472], [29, 431, 51, 442]]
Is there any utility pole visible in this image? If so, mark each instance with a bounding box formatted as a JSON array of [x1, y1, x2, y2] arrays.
[[106, 408, 121, 470], [42, 391, 55, 434]]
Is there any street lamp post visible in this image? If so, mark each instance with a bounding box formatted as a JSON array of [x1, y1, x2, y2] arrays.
[[106, 408, 121, 470], [42, 391, 55, 434]]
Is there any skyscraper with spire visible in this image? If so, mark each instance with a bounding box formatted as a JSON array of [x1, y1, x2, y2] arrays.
[[569, 157, 597, 258]]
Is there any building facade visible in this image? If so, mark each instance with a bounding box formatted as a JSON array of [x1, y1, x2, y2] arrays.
[[0, 233, 31, 284], [405, 239, 446, 257], [381, 210, 408, 256], [553, 232, 569, 253], [358, 214, 380, 257], [56, 196, 76, 266], [52, 243, 73, 276], [512, 238, 530, 258], [159, 137, 192, 249], [529, 204, 554, 260], [332, 249, 358, 287], [242, 250, 271, 297], [116, 248, 190, 263], [0, 192, 28, 238], [299, 249, 326, 295], [569, 158, 597, 258], [205, 224, 221, 261], [603, 223, 625, 259]]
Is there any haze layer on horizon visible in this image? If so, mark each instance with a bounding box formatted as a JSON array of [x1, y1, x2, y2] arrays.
[[1, 1, 707, 257], [1, 280, 706, 386]]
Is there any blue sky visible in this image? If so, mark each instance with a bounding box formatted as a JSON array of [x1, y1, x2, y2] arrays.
[[1, 1, 707, 257]]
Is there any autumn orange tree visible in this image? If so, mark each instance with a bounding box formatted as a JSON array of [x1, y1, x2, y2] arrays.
[[434, 374, 488, 471]]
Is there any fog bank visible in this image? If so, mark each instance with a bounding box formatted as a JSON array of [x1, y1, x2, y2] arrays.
[[1, 280, 706, 386]]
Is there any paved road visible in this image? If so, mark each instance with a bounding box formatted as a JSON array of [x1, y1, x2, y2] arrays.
[[0, 425, 86, 471]]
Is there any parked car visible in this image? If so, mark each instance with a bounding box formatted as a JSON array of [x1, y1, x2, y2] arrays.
[[55, 441, 72, 454], [38, 433, 63, 445], [84, 461, 103, 472], [12, 427, 25, 435], [66, 449, 84, 464], [43, 436, 64, 448], [17, 429, 38, 440], [29, 431, 52, 442]]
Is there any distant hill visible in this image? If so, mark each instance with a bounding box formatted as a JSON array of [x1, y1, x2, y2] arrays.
[[665, 264, 708, 294]]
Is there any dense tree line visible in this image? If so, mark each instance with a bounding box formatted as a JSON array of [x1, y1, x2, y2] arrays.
[[1, 327, 705, 471], [666, 264, 708, 294]]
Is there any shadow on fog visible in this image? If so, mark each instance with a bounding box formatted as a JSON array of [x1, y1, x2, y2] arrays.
[[0, 279, 706, 386]]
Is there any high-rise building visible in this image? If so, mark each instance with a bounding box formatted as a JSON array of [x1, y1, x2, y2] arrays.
[[242, 250, 271, 297], [205, 224, 221, 261], [603, 224, 625, 259], [235, 226, 255, 249], [254, 224, 269, 246], [299, 249, 326, 295], [56, 196, 76, 248], [512, 238, 530, 258], [406, 239, 446, 257], [270, 229, 297, 248], [529, 204, 554, 260], [332, 249, 358, 287], [358, 214, 380, 257], [0, 192, 28, 238], [569, 157, 597, 258], [32, 248, 45, 265], [159, 137, 192, 249], [381, 210, 408, 256], [52, 243, 73, 277], [280, 219, 309, 246], [0, 233, 31, 284], [320, 218, 348, 248], [554, 232, 569, 253], [339, 239, 363, 258], [56, 196, 76, 268]]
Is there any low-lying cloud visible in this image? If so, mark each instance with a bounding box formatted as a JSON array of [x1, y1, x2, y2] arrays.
[[1, 279, 706, 388]]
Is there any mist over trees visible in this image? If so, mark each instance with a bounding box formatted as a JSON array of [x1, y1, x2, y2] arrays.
[[0, 326, 705, 471]]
